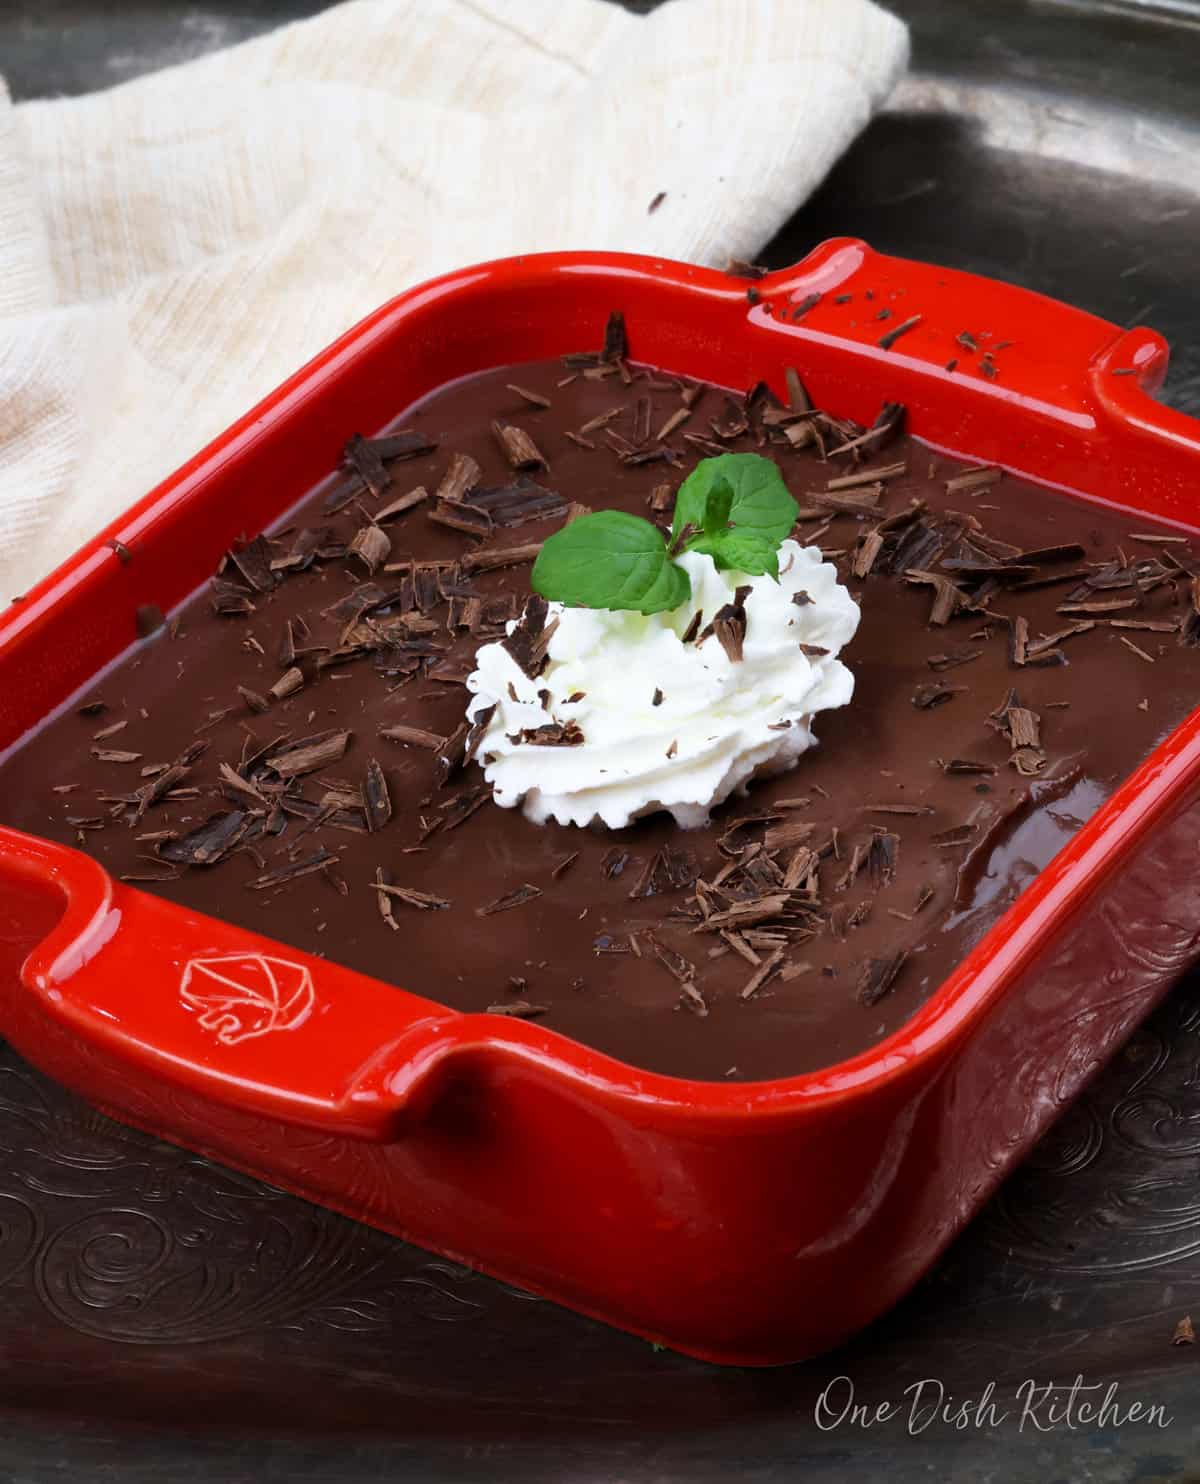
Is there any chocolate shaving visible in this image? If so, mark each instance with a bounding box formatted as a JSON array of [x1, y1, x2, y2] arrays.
[[680, 611, 704, 645], [461, 542, 542, 574], [1027, 621, 1096, 658], [867, 831, 899, 886], [428, 501, 493, 538], [380, 724, 447, 750], [903, 569, 967, 626], [931, 824, 976, 848], [210, 581, 255, 618], [851, 529, 886, 579], [510, 721, 586, 748], [1180, 577, 1200, 646], [1008, 615, 1031, 667], [322, 581, 392, 625], [712, 397, 750, 441], [322, 475, 366, 516], [826, 401, 905, 459], [925, 646, 982, 676], [158, 811, 251, 866], [247, 848, 339, 892], [503, 595, 558, 679], [1005, 706, 1041, 749], [647, 935, 697, 985], [836, 844, 870, 893], [942, 759, 996, 775], [826, 461, 906, 491], [343, 434, 390, 497], [369, 487, 427, 527], [434, 720, 473, 780], [944, 465, 1001, 495], [491, 421, 546, 471], [362, 758, 391, 832], [700, 895, 793, 931], [1109, 618, 1179, 633], [373, 868, 399, 930], [1119, 634, 1156, 664], [374, 881, 451, 911], [506, 383, 551, 410], [485, 1001, 547, 1019], [347, 524, 392, 577], [237, 685, 270, 715], [740, 947, 786, 1000], [371, 430, 438, 464], [784, 367, 811, 412], [464, 705, 496, 765], [476, 883, 543, 916], [466, 477, 567, 529], [435, 452, 482, 504], [878, 314, 922, 350], [134, 762, 191, 817], [699, 585, 751, 662], [803, 486, 883, 518], [654, 406, 691, 444], [602, 311, 627, 363], [677, 982, 709, 1018], [940, 559, 1036, 583], [763, 820, 815, 852], [345, 432, 435, 494], [228, 537, 276, 594], [857, 951, 907, 1006], [628, 846, 699, 899], [265, 729, 351, 778], [436, 785, 490, 834], [648, 484, 676, 518], [912, 682, 965, 709]]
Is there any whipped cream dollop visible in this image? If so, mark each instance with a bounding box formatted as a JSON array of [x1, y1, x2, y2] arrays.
[[464, 540, 860, 830]]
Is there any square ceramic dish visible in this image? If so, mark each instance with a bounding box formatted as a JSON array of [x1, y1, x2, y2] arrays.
[[3, 240, 1200, 1367]]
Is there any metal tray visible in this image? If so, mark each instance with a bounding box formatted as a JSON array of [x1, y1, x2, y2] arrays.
[[3, 0, 1200, 1477]]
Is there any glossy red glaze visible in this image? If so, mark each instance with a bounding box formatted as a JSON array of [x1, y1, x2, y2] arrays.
[[3, 242, 1200, 1365]]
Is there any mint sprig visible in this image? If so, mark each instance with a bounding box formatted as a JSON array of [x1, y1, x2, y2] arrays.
[[531, 453, 798, 613], [670, 453, 798, 578], [530, 508, 691, 615]]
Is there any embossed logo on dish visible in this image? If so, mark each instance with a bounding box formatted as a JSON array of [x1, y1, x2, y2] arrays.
[[179, 954, 315, 1046]]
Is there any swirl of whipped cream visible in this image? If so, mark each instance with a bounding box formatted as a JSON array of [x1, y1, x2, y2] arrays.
[[464, 540, 860, 829]]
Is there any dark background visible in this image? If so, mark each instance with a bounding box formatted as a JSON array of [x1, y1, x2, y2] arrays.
[[2, 2, 1200, 1480]]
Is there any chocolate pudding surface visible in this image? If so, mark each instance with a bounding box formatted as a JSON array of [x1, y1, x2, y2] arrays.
[[2, 355, 1198, 1083]]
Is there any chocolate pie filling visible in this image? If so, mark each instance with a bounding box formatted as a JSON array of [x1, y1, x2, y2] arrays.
[[2, 348, 1199, 1082]]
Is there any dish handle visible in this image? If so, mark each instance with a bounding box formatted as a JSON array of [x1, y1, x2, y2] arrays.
[[747, 237, 1200, 476], [0, 827, 491, 1142]]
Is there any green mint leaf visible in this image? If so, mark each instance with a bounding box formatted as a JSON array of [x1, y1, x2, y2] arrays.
[[531, 510, 691, 615], [704, 532, 781, 578], [701, 477, 734, 540], [671, 453, 799, 575]]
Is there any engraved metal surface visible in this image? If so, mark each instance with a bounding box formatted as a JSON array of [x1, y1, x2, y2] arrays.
[[4, 0, 1200, 1478]]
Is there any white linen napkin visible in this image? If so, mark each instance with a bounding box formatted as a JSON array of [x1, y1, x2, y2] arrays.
[[0, 0, 908, 602]]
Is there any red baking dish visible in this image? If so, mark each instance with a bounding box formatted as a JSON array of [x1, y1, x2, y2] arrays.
[[4, 240, 1200, 1367]]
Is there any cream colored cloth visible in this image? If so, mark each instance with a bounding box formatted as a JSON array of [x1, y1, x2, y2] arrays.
[[0, 0, 908, 602]]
